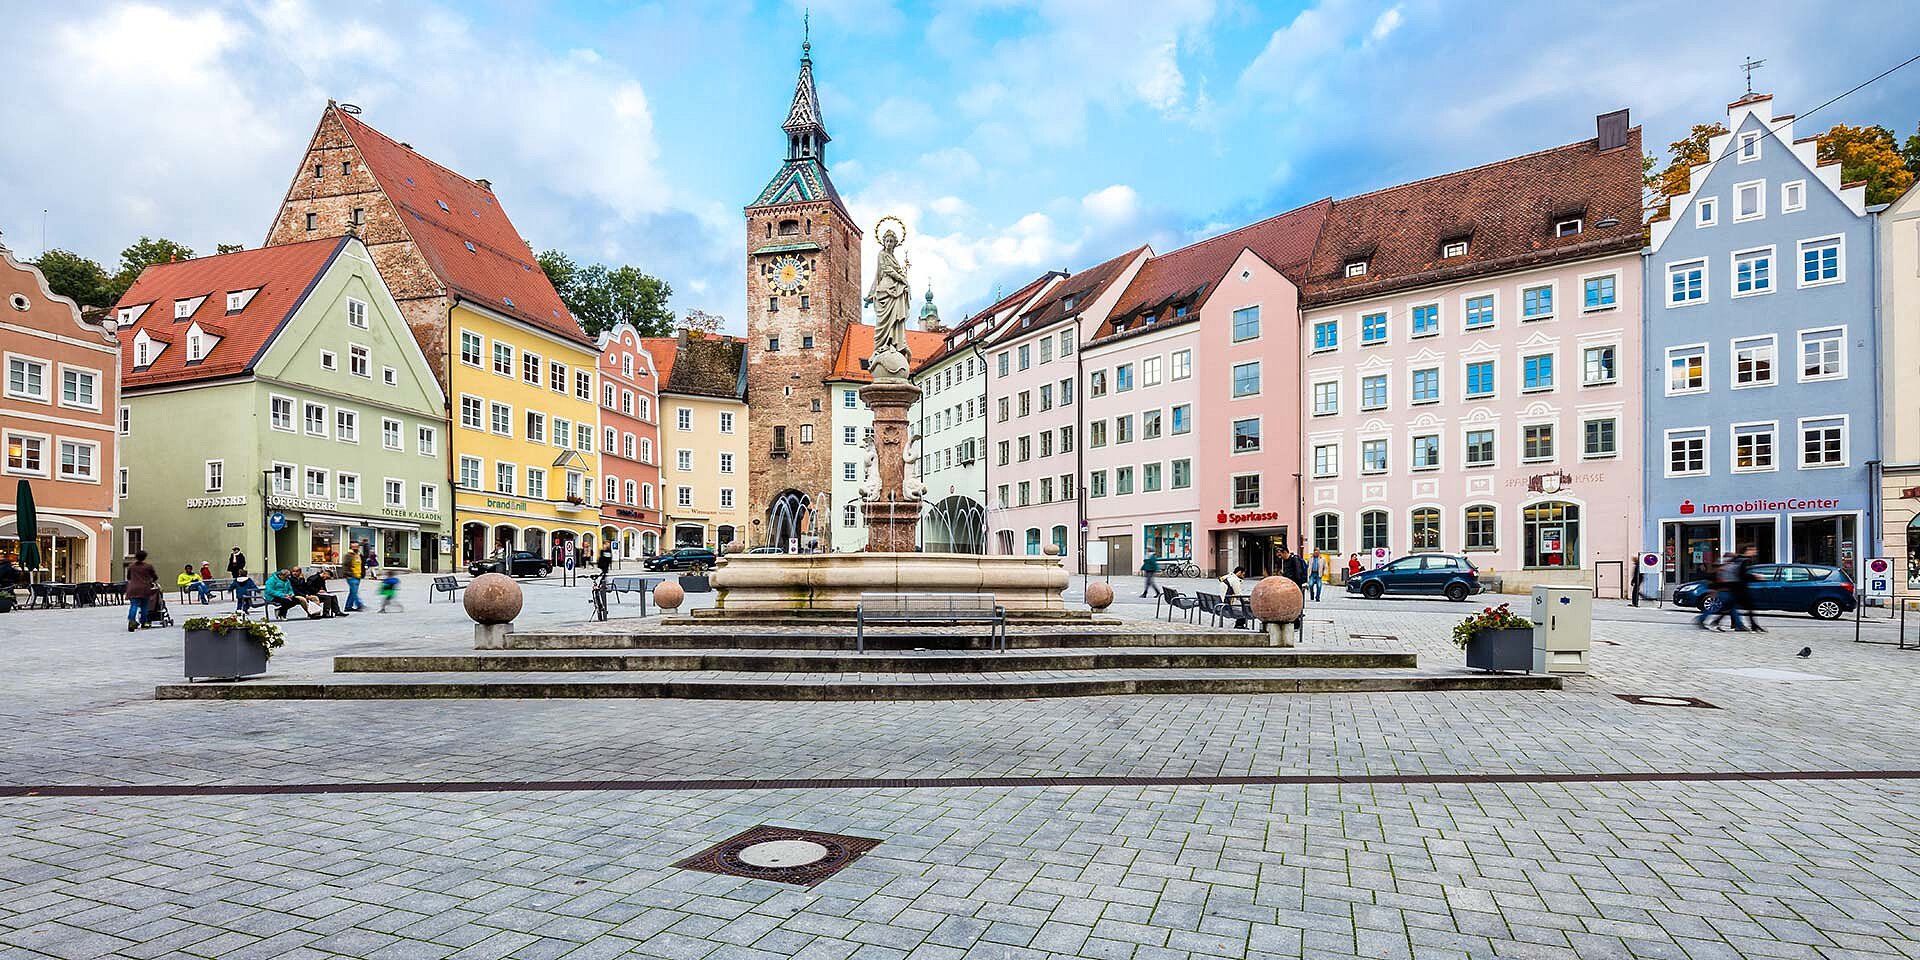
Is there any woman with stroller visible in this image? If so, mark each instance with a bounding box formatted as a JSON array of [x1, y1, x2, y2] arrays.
[[125, 550, 158, 631]]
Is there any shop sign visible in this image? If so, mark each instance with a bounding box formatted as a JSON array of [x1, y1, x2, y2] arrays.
[[1215, 509, 1281, 525], [485, 497, 529, 512], [266, 495, 333, 512], [185, 496, 248, 508], [379, 507, 443, 524], [611, 507, 646, 520], [1676, 497, 1844, 516]]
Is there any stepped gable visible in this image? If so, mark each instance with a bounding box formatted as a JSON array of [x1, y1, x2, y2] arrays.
[[333, 109, 590, 346], [1095, 199, 1331, 341], [989, 246, 1147, 347], [114, 237, 346, 388], [1303, 127, 1644, 306], [828, 323, 949, 383]]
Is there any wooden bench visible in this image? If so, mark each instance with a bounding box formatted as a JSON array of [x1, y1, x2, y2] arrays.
[[428, 576, 467, 603], [855, 592, 1007, 653]]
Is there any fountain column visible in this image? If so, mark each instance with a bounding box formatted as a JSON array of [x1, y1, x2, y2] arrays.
[[859, 381, 923, 552]]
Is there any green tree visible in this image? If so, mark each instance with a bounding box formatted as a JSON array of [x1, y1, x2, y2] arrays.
[[1902, 123, 1920, 178], [216, 242, 245, 255], [31, 249, 113, 308], [537, 248, 674, 338], [1645, 122, 1727, 220], [1817, 123, 1916, 205], [107, 236, 195, 303]]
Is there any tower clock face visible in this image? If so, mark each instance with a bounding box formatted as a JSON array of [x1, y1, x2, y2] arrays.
[[768, 255, 811, 293]]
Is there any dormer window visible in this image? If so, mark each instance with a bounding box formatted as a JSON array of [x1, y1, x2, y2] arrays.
[[174, 299, 193, 319], [225, 289, 257, 313], [1555, 219, 1583, 237], [1345, 260, 1368, 278], [135, 341, 150, 366], [1174, 305, 1187, 317], [1442, 240, 1468, 258], [1063, 295, 1077, 311], [187, 333, 204, 361]]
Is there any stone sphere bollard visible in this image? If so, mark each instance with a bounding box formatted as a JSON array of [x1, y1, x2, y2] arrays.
[[654, 579, 685, 611], [723, 541, 742, 555], [464, 573, 523, 624], [1043, 543, 1062, 557], [464, 573, 522, 650], [1084, 581, 1114, 611], [1249, 577, 1305, 648]]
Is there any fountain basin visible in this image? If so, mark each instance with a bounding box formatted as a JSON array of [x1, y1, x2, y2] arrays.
[[709, 552, 1071, 615]]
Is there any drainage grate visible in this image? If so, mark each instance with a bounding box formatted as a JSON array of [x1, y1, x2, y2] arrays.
[[1349, 634, 1398, 642], [1616, 694, 1719, 709], [1596, 640, 1622, 646], [673, 825, 881, 886]]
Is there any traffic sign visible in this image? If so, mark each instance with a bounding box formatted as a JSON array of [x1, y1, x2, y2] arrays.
[[1371, 546, 1388, 570], [1865, 557, 1893, 599], [268, 511, 286, 531]]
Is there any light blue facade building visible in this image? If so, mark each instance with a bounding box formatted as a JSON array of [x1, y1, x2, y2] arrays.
[[1643, 93, 1880, 589]]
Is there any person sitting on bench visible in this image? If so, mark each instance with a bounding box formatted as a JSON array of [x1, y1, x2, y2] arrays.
[[264, 569, 310, 619], [296, 566, 344, 618]]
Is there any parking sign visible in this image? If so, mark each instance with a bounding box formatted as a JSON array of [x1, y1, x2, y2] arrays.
[[1865, 557, 1893, 599]]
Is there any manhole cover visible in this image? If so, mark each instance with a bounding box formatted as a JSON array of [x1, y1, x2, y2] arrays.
[[673, 826, 880, 886], [1615, 694, 1719, 709]]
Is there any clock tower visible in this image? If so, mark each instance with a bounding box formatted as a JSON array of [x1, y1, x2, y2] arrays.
[[744, 34, 862, 549]]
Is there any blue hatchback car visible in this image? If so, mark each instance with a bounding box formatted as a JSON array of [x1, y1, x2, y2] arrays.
[[1346, 554, 1482, 601], [1672, 563, 1857, 620]]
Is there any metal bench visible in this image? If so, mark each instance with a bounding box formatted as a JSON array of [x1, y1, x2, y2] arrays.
[[854, 592, 1007, 653], [607, 576, 658, 601], [428, 576, 467, 603]]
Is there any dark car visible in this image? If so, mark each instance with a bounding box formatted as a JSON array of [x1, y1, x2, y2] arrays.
[[1672, 563, 1856, 620], [1346, 553, 1482, 601], [643, 547, 717, 572], [469, 550, 552, 578]]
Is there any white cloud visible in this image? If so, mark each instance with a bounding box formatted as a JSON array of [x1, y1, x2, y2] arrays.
[[1081, 185, 1140, 223], [929, 196, 970, 217], [1368, 5, 1403, 42]]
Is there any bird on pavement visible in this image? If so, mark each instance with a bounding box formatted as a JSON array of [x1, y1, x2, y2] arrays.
[[1797, 647, 1812, 658]]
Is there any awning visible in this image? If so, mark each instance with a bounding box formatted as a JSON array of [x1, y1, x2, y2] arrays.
[[302, 513, 426, 532]]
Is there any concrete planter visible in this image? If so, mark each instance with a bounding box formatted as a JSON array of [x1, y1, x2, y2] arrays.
[[184, 628, 269, 681], [677, 574, 712, 594], [1464, 627, 1533, 673]]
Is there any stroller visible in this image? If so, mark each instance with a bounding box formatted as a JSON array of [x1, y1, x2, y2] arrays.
[[140, 593, 176, 629]]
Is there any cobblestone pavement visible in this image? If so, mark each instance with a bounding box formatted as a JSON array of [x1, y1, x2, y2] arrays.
[[4, 573, 1919, 958]]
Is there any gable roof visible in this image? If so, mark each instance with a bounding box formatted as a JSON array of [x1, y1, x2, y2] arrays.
[[648, 333, 746, 400], [989, 247, 1147, 348], [115, 237, 347, 389], [828, 323, 950, 383], [915, 271, 1064, 370], [1302, 127, 1644, 306], [1095, 199, 1331, 341], [332, 108, 592, 347]]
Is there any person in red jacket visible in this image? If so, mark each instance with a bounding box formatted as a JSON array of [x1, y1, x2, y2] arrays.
[[1346, 553, 1363, 581]]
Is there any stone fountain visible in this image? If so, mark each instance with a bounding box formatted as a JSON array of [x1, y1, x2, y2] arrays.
[[706, 219, 1075, 619]]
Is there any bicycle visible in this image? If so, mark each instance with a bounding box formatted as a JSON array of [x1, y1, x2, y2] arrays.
[[588, 573, 609, 622]]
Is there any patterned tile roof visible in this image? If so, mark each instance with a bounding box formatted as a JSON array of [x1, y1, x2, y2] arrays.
[[115, 237, 346, 389], [914, 271, 1064, 369]]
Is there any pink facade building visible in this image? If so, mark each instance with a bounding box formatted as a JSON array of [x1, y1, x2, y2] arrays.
[[1298, 113, 1645, 591], [596, 326, 664, 558], [986, 248, 1146, 568], [1083, 201, 1329, 576]]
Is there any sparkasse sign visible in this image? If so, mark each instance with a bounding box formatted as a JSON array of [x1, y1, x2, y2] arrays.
[[1216, 510, 1281, 525]]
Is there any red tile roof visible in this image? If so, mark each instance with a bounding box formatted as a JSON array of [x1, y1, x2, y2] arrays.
[[828, 324, 949, 383], [115, 237, 347, 389], [1302, 128, 1644, 306], [1095, 199, 1331, 341], [915, 271, 1064, 369], [335, 109, 592, 347], [988, 246, 1147, 348], [638, 336, 678, 392]]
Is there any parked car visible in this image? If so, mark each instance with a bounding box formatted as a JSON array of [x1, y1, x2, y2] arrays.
[[643, 547, 718, 572], [1671, 563, 1856, 620], [469, 551, 552, 578], [1346, 554, 1482, 601]]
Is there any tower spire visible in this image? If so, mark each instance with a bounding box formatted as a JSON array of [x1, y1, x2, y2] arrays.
[[782, 23, 830, 164]]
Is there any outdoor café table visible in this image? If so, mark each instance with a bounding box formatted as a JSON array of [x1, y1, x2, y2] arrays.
[[30, 583, 76, 609]]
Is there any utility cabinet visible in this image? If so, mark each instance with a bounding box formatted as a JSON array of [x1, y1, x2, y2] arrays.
[[1530, 585, 1592, 674]]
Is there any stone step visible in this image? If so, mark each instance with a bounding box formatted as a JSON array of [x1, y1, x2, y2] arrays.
[[155, 668, 1559, 701], [665, 608, 1109, 626], [332, 647, 1416, 674], [504, 626, 1267, 651]]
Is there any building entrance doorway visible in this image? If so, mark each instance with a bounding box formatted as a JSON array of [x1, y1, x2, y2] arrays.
[[1733, 517, 1777, 563], [1102, 535, 1132, 576], [1234, 527, 1288, 577], [1791, 514, 1857, 576], [1662, 521, 1721, 587]]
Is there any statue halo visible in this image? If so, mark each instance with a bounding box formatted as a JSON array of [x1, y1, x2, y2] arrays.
[[874, 215, 908, 246]]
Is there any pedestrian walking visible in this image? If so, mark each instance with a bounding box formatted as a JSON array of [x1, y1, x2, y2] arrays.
[[1306, 551, 1325, 602], [1140, 552, 1160, 597], [124, 550, 158, 631], [1734, 545, 1765, 632], [343, 546, 365, 612], [377, 572, 402, 613], [227, 547, 247, 581], [1699, 554, 1746, 631], [597, 544, 614, 576], [1631, 561, 1644, 607]]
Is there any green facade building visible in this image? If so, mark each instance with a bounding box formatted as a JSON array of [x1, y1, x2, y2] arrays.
[[115, 236, 449, 578]]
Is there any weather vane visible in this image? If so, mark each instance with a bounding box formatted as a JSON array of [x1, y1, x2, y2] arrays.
[[1741, 56, 1766, 96]]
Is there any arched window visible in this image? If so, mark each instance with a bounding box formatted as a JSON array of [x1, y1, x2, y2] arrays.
[[1312, 513, 1340, 554], [1410, 508, 1441, 551], [1050, 525, 1068, 556], [1025, 528, 1042, 555], [1360, 510, 1389, 552], [1464, 505, 1497, 552], [1524, 501, 1580, 568]]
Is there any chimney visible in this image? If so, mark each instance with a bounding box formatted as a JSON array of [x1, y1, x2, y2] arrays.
[[476, 178, 492, 192], [1596, 109, 1629, 152]]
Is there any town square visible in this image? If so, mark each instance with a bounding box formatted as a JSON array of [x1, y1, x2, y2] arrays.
[[5, 1, 1920, 958]]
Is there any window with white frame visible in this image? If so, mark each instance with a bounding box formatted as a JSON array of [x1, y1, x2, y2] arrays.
[[527, 469, 546, 500], [553, 419, 570, 448], [1667, 345, 1706, 394], [1696, 196, 1718, 226], [1581, 346, 1616, 385], [676, 408, 692, 430], [270, 463, 294, 495], [347, 298, 368, 328], [1732, 247, 1774, 296], [676, 449, 692, 471], [1799, 328, 1845, 381], [1555, 219, 1583, 237], [1734, 179, 1764, 221], [1312, 443, 1339, 478], [420, 484, 438, 512], [526, 412, 546, 444], [1782, 180, 1806, 213], [677, 486, 692, 507], [303, 402, 327, 436], [6, 356, 47, 401], [1733, 422, 1776, 472], [336, 409, 359, 442], [492, 342, 513, 376], [1360, 374, 1387, 410], [1733, 336, 1776, 387], [1171, 350, 1191, 380], [495, 463, 515, 494], [1667, 428, 1708, 476], [459, 456, 481, 489], [382, 366, 396, 386], [338, 473, 359, 503], [1668, 259, 1706, 305], [1800, 417, 1847, 468], [204, 459, 223, 492], [417, 425, 437, 456], [460, 331, 483, 366], [719, 452, 734, 474], [489, 402, 511, 435], [384, 479, 405, 508], [1312, 380, 1339, 416], [59, 368, 98, 410], [382, 418, 402, 450], [459, 395, 482, 429], [303, 467, 328, 498], [1800, 236, 1843, 286], [349, 344, 370, 378], [1141, 356, 1162, 386], [1738, 131, 1761, 162]]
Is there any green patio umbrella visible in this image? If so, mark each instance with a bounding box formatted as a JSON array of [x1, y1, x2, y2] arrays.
[[14, 479, 39, 580]]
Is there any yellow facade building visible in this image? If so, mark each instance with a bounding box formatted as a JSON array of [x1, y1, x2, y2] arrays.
[[643, 334, 749, 548]]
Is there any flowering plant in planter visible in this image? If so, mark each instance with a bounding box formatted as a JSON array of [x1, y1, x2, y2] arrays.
[[182, 614, 287, 659], [1450, 603, 1531, 649]]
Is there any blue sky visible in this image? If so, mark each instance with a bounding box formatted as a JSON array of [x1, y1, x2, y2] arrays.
[[3, 1, 1915, 331]]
